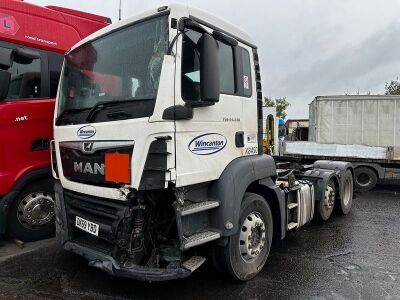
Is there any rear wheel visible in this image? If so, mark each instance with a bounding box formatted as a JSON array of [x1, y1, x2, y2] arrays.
[[212, 193, 273, 281], [8, 179, 55, 242], [354, 167, 377, 191], [315, 179, 335, 221], [337, 170, 353, 215]]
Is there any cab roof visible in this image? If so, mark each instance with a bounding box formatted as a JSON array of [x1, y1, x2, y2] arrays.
[[0, 0, 110, 53], [71, 4, 256, 52]]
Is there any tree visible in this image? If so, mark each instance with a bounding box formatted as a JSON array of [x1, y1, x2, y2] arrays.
[[385, 78, 400, 95], [264, 97, 275, 107], [264, 97, 291, 119]]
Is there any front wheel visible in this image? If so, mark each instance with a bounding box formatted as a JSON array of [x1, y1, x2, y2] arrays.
[[213, 193, 273, 281], [8, 179, 55, 242]]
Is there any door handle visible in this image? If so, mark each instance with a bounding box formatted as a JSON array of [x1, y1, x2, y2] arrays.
[[235, 131, 244, 148], [31, 138, 49, 151]]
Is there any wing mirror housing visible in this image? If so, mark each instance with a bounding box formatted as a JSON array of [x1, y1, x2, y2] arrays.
[[198, 32, 220, 105]]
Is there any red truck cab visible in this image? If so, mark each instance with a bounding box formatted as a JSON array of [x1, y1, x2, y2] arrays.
[[0, 0, 109, 241]]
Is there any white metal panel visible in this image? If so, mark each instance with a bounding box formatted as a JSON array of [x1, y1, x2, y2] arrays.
[[308, 100, 316, 141], [283, 141, 389, 160], [332, 100, 347, 144], [347, 100, 363, 145], [314, 96, 400, 150], [379, 100, 395, 147], [317, 100, 333, 143]]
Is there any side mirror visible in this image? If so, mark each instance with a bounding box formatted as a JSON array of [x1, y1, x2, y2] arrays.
[[14, 47, 40, 65], [0, 70, 10, 100], [198, 33, 220, 104]]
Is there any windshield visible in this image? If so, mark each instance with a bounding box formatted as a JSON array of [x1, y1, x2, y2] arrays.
[[56, 15, 169, 125]]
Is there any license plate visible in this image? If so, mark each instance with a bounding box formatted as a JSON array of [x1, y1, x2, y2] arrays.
[[75, 216, 99, 236]]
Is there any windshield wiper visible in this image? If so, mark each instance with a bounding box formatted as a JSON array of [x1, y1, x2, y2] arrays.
[[56, 108, 91, 125], [86, 98, 153, 122]]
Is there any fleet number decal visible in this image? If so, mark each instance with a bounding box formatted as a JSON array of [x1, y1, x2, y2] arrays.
[[244, 146, 258, 155]]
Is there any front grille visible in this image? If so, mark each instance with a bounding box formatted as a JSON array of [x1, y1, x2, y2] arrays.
[[64, 189, 129, 253]]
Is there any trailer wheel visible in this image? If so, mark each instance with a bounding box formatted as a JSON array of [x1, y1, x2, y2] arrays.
[[8, 179, 55, 242], [337, 170, 353, 215], [315, 179, 336, 221], [355, 167, 377, 191], [212, 193, 273, 281]]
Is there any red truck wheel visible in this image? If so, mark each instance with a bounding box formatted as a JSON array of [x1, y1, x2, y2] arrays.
[[8, 179, 55, 242]]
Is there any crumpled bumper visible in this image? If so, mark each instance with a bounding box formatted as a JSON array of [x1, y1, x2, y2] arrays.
[[54, 181, 191, 282]]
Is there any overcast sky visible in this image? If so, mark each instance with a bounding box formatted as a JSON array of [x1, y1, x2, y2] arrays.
[[29, 0, 400, 118]]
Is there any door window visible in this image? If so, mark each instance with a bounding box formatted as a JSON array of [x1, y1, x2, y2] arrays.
[[241, 47, 252, 97], [6, 53, 42, 100], [48, 52, 64, 98]]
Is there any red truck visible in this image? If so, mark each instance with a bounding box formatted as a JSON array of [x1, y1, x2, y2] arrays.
[[0, 0, 110, 241]]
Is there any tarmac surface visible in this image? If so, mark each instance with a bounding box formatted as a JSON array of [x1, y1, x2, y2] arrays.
[[0, 185, 399, 299]]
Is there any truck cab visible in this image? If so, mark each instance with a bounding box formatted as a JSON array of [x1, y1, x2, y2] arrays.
[[0, 0, 110, 241], [53, 4, 354, 281]]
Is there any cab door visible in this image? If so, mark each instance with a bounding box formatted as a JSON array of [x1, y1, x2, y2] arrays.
[[0, 42, 59, 195], [173, 26, 258, 188]]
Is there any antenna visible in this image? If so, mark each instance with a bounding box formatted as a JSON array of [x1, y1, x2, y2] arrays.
[[119, 0, 122, 21]]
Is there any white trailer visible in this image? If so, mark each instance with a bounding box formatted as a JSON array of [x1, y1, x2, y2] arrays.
[[279, 95, 400, 191]]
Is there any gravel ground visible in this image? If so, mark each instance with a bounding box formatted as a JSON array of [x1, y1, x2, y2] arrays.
[[0, 185, 399, 299]]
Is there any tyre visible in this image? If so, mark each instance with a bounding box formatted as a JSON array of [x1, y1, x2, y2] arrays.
[[315, 179, 335, 221], [212, 193, 273, 281], [337, 170, 353, 215], [354, 167, 377, 192], [8, 179, 55, 242]]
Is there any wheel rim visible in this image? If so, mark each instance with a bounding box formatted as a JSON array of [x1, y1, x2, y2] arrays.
[[357, 173, 370, 186], [239, 212, 266, 262], [343, 177, 352, 206], [17, 192, 55, 230], [323, 183, 335, 209]]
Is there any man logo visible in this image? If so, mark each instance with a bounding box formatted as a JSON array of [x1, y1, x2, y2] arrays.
[[83, 142, 94, 152], [74, 162, 105, 175]]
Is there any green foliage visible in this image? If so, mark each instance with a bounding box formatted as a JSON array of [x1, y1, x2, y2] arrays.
[[385, 79, 400, 95], [263, 97, 291, 119]]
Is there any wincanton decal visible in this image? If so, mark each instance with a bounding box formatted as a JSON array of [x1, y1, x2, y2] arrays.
[[77, 125, 96, 139], [188, 133, 227, 155]]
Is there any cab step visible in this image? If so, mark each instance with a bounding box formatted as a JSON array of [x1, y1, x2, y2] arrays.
[[181, 201, 219, 216], [183, 231, 221, 250], [288, 202, 298, 210], [182, 256, 206, 272], [288, 222, 298, 230]]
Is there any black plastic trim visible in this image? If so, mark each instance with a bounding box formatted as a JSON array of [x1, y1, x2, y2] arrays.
[[162, 105, 193, 120], [189, 15, 257, 49], [139, 139, 170, 190], [31, 137, 49, 151], [252, 48, 263, 155]]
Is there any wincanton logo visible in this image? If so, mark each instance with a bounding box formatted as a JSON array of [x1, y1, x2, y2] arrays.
[[188, 133, 227, 155], [77, 125, 96, 139]]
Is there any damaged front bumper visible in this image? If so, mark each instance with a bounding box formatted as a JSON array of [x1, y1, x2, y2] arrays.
[[54, 181, 192, 282], [63, 241, 191, 281]]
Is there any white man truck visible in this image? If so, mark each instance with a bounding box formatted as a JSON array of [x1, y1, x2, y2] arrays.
[[52, 5, 354, 281]]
